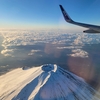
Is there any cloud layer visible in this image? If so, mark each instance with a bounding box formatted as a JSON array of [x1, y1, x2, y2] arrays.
[[1, 30, 100, 58]]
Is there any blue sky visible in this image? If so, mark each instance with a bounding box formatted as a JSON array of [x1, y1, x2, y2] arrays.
[[0, 0, 100, 31]]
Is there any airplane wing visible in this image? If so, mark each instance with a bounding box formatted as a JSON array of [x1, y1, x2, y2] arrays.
[[59, 5, 100, 33]]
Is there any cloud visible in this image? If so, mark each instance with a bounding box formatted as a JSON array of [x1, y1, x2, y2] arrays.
[[28, 50, 41, 56], [56, 46, 82, 50], [69, 49, 88, 58], [1, 30, 100, 57], [0, 65, 9, 68], [57, 46, 74, 49], [1, 49, 14, 57]]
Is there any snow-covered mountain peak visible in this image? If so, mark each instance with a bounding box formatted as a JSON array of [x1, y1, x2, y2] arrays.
[[0, 64, 100, 100], [41, 64, 57, 73]]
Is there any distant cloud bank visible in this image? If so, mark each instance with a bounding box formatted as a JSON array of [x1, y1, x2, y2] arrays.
[[0, 29, 100, 58]]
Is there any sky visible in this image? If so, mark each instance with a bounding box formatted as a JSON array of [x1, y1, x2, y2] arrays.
[[0, 0, 100, 31]]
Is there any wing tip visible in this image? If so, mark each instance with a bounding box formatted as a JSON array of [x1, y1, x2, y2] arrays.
[[59, 5, 73, 23]]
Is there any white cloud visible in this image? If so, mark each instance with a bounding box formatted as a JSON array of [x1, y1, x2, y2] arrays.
[[69, 49, 88, 58], [57, 46, 83, 49], [28, 50, 41, 56], [0, 65, 9, 68], [1, 30, 100, 57], [1, 49, 14, 57]]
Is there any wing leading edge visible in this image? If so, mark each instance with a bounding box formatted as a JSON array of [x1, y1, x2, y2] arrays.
[[59, 5, 100, 33]]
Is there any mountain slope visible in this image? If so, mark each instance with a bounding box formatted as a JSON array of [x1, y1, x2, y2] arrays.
[[0, 64, 100, 100]]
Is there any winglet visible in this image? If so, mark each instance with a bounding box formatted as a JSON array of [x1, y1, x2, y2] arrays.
[[59, 5, 73, 23]]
